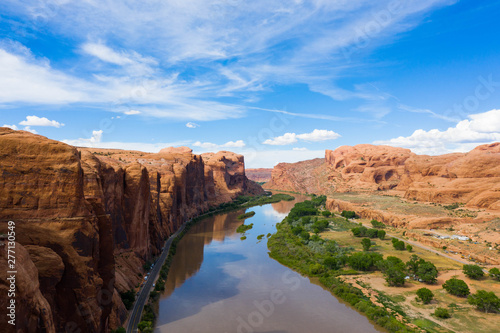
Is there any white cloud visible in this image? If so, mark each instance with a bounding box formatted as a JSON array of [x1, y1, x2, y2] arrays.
[[2, 124, 37, 133], [293, 147, 308, 151], [375, 109, 500, 155], [63, 130, 103, 147], [193, 140, 246, 150], [19, 115, 64, 127], [0, 47, 88, 104], [124, 110, 141, 115], [22, 126, 37, 134], [3, 124, 19, 130], [263, 129, 341, 145], [263, 132, 298, 145], [186, 122, 199, 128], [296, 129, 341, 142]]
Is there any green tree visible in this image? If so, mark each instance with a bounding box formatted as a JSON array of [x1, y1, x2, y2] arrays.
[[377, 229, 386, 240], [393, 240, 405, 250], [406, 255, 420, 278], [341, 210, 357, 219], [443, 278, 470, 297], [406, 244, 413, 252], [371, 220, 385, 228], [416, 261, 438, 284], [361, 238, 372, 251], [321, 211, 332, 217], [434, 307, 451, 319], [416, 288, 434, 304], [467, 290, 500, 313], [348, 252, 383, 271], [489, 267, 500, 281], [378, 256, 406, 286], [463, 264, 484, 280]]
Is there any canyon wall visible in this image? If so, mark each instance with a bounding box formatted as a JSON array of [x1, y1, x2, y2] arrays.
[[267, 143, 500, 210], [245, 168, 273, 183], [0, 128, 263, 332]]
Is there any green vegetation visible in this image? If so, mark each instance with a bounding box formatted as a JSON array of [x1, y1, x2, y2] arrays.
[[416, 288, 434, 304], [434, 307, 451, 319], [236, 223, 254, 233], [406, 245, 413, 252], [341, 210, 357, 219], [377, 229, 386, 240], [371, 220, 385, 228], [405, 255, 438, 284], [467, 290, 500, 313], [257, 234, 264, 240], [442, 278, 470, 297], [361, 238, 372, 251], [240, 235, 247, 240], [392, 239, 406, 251], [111, 327, 126, 333], [237, 211, 256, 219], [268, 198, 418, 332], [463, 264, 484, 280], [377, 256, 406, 286], [351, 226, 378, 238], [119, 290, 136, 310], [443, 203, 460, 210], [489, 267, 500, 281], [321, 210, 332, 217]]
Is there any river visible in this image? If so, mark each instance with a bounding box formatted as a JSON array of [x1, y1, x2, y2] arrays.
[[154, 194, 384, 333]]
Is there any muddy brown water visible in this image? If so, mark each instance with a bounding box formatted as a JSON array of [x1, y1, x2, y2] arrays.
[[155, 194, 384, 333]]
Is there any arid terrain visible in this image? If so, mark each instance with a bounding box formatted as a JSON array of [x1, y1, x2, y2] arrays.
[[245, 168, 273, 183], [0, 128, 263, 332], [266, 143, 500, 266]]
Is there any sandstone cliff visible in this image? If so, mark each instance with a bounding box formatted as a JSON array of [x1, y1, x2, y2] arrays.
[[245, 168, 273, 183], [267, 143, 500, 210], [0, 128, 263, 332]]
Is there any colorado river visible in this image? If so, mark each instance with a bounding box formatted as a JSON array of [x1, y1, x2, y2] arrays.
[[155, 194, 384, 333]]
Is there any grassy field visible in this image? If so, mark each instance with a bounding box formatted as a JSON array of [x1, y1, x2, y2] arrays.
[[322, 215, 500, 333]]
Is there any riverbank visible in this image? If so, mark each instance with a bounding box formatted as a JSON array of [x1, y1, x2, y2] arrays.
[[268, 198, 500, 333], [128, 192, 295, 332]]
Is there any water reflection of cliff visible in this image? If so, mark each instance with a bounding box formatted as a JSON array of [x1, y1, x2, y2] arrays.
[[161, 209, 245, 298]]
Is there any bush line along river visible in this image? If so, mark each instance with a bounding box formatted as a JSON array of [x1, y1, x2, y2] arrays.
[[146, 193, 385, 333]]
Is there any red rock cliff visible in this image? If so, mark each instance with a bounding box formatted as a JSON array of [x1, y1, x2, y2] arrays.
[[0, 128, 263, 332], [268, 143, 500, 209]]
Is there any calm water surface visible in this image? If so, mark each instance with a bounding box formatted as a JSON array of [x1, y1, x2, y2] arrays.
[[155, 195, 384, 333]]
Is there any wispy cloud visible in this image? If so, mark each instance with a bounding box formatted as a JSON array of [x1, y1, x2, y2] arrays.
[[186, 122, 199, 128], [0, 0, 455, 120]]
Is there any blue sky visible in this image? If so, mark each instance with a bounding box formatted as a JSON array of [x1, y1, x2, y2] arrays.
[[1, 0, 500, 168]]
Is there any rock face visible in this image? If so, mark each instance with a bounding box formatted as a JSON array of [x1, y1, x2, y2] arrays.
[[245, 168, 273, 183], [265, 158, 326, 193], [0, 128, 263, 332], [268, 143, 500, 210]]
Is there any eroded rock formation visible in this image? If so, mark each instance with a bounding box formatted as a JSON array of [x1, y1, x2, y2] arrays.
[[0, 128, 263, 332], [245, 168, 273, 183]]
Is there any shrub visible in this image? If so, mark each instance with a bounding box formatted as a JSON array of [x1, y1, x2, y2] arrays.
[[377, 230, 386, 240], [341, 210, 357, 219], [309, 263, 325, 275], [237, 211, 256, 219], [443, 278, 470, 297], [416, 288, 434, 304], [468, 290, 500, 313], [393, 240, 405, 250], [406, 245, 413, 252], [366, 228, 378, 238], [361, 238, 372, 251], [434, 307, 451, 319], [489, 267, 500, 281], [119, 290, 135, 310], [300, 231, 310, 241], [371, 220, 385, 228], [321, 211, 332, 217], [348, 252, 383, 271], [463, 264, 484, 280]]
